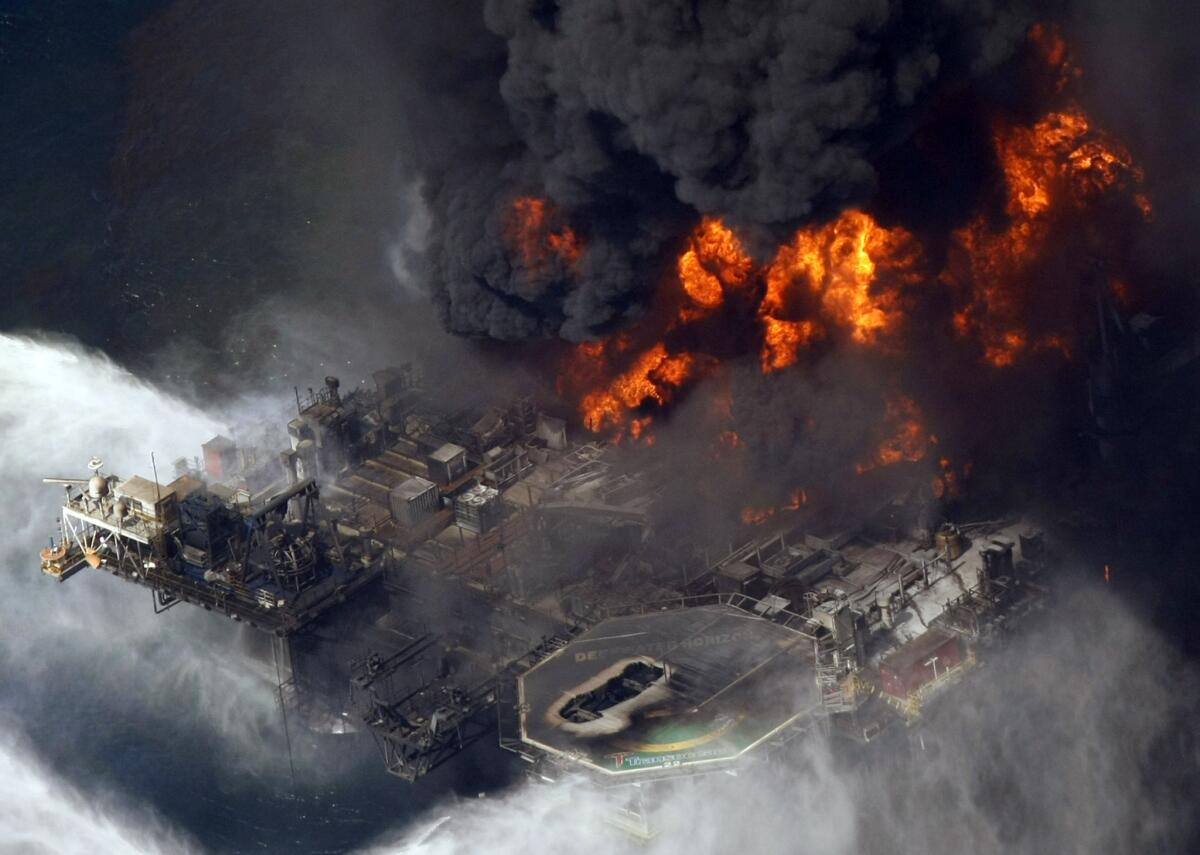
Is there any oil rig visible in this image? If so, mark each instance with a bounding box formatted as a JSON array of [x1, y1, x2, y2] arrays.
[[38, 365, 1053, 802]]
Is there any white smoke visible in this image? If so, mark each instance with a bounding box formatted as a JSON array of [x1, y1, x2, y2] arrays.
[[388, 179, 433, 300], [0, 333, 223, 545], [2, 332, 1196, 854], [0, 726, 198, 855], [361, 742, 858, 855], [0, 334, 283, 743], [361, 585, 1198, 855], [0, 333, 293, 849]]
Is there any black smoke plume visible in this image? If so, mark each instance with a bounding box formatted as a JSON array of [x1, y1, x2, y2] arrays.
[[407, 0, 1034, 341]]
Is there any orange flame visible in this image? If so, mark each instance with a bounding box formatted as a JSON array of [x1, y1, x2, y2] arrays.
[[740, 488, 807, 526], [579, 342, 698, 433], [678, 217, 754, 313], [740, 506, 774, 526], [947, 46, 1150, 368], [567, 210, 921, 431], [856, 396, 930, 474], [558, 23, 1151, 437], [505, 196, 582, 274], [760, 317, 818, 373], [767, 211, 921, 347], [1028, 22, 1083, 94], [612, 415, 656, 447], [707, 428, 747, 462], [932, 456, 970, 499]]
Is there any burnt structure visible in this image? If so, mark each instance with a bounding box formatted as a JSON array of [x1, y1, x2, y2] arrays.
[[37, 364, 1055, 790], [40, 462, 382, 636]]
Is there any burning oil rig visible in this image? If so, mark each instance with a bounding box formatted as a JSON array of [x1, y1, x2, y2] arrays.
[[37, 363, 1053, 797]]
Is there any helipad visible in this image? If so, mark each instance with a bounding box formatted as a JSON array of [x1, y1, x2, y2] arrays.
[[517, 603, 818, 776]]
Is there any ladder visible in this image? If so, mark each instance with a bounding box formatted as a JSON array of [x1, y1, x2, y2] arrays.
[[813, 634, 854, 714]]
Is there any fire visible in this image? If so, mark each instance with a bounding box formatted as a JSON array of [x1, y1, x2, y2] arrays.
[[566, 209, 920, 431], [678, 249, 723, 309], [707, 429, 747, 462], [556, 21, 1152, 463], [560, 209, 930, 431], [946, 27, 1151, 367], [760, 317, 817, 373], [740, 506, 774, 526], [579, 343, 699, 432], [1028, 22, 1082, 94], [999, 107, 1146, 219], [612, 415, 656, 447], [505, 196, 582, 274], [740, 489, 807, 526], [759, 210, 922, 369], [556, 337, 614, 402], [856, 396, 930, 474], [931, 456, 970, 499], [779, 211, 919, 344], [678, 217, 754, 313]]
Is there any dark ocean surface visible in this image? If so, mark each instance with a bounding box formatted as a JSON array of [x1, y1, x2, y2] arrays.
[[0, 4, 487, 851]]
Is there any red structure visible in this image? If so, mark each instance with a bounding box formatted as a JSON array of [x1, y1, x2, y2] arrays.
[[202, 435, 238, 480], [879, 629, 963, 700]]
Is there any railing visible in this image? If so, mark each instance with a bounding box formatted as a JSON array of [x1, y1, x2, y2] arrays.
[[600, 591, 823, 639]]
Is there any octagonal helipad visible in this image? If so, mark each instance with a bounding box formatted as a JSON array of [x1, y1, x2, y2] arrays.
[[518, 603, 818, 776]]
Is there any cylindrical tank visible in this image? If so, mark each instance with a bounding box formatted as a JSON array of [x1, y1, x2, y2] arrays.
[[88, 474, 108, 499], [935, 523, 965, 561]]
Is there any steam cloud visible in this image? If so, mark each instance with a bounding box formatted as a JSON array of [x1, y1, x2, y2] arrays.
[[2, 343, 1196, 855], [0, 334, 297, 849], [408, 0, 1032, 340], [0, 331, 500, 853], [362, 586, 1199, 855], [0, 728, 198, 855]]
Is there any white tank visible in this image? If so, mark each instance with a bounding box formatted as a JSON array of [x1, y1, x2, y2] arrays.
[[88, 474, 108, 499]]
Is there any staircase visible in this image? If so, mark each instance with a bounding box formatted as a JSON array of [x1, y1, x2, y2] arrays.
[[813, 633, 854, 714]]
